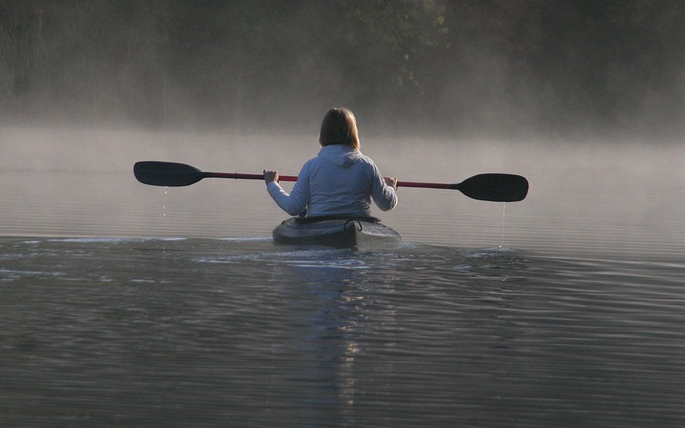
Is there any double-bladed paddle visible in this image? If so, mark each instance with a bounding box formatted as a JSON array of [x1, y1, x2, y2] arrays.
[[134, 161, 528, 202]]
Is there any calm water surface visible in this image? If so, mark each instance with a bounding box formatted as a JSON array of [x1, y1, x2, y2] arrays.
[[1, 127, 684, 427]]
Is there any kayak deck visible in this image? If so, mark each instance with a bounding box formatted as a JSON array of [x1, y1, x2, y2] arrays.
[[272, 216, 401, 248]]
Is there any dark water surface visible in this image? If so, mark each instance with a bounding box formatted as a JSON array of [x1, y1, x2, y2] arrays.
[[1, 127, 684, 427], [1, 238, 684, 427]]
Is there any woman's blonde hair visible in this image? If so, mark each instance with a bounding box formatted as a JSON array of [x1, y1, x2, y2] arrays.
[[318, 107, 360, 149]]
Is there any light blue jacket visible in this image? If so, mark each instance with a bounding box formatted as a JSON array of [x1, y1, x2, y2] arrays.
[[267, 145, 397, 217]]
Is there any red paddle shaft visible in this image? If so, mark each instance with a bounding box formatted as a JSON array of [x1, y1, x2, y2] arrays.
[[215, 173, 446, 189], [397, 181, 451, 189], [209, 172, 297, 182]]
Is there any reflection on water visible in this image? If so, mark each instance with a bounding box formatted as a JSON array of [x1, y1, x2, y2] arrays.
[[1, 127, 685, 427]]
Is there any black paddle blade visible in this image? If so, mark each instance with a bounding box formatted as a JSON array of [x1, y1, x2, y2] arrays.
[[134, 161, 206, 187], [454, 173, 529, 202]]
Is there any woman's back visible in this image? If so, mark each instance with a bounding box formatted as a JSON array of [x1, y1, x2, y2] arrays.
[[264, 107, 397, 218], [299, 145, 395, 217]]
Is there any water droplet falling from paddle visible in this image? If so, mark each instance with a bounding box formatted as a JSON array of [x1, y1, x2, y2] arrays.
[[499, 202, 506, 249], [162, 187, 168, 216]]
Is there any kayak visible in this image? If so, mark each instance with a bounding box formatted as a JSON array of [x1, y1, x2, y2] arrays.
[[272, 216, 401, 248], [273, 216, 401, 247]]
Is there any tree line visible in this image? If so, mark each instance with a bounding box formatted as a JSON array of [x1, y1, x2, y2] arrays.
[[1, 0, 683, 137]]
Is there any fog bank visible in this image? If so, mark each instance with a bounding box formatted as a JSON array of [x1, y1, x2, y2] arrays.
[[2, 1, 684, 139]]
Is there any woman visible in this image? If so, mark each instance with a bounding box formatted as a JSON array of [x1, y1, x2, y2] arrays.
[[264, 107, 398, 218]]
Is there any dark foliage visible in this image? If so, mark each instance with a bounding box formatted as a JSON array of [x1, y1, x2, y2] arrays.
[[1, 0, 683, 137]]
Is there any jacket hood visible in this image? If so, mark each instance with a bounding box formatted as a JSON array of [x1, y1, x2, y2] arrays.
[[318, 144, 363, 168]]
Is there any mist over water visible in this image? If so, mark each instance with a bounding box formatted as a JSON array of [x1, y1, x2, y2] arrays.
[[1, 125, 683, 260]]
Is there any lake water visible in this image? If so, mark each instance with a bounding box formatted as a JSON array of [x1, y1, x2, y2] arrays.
[[1, 126, 684, 427]]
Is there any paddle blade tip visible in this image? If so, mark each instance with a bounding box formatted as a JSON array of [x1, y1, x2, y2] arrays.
[[498, 175, 529, 202]]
